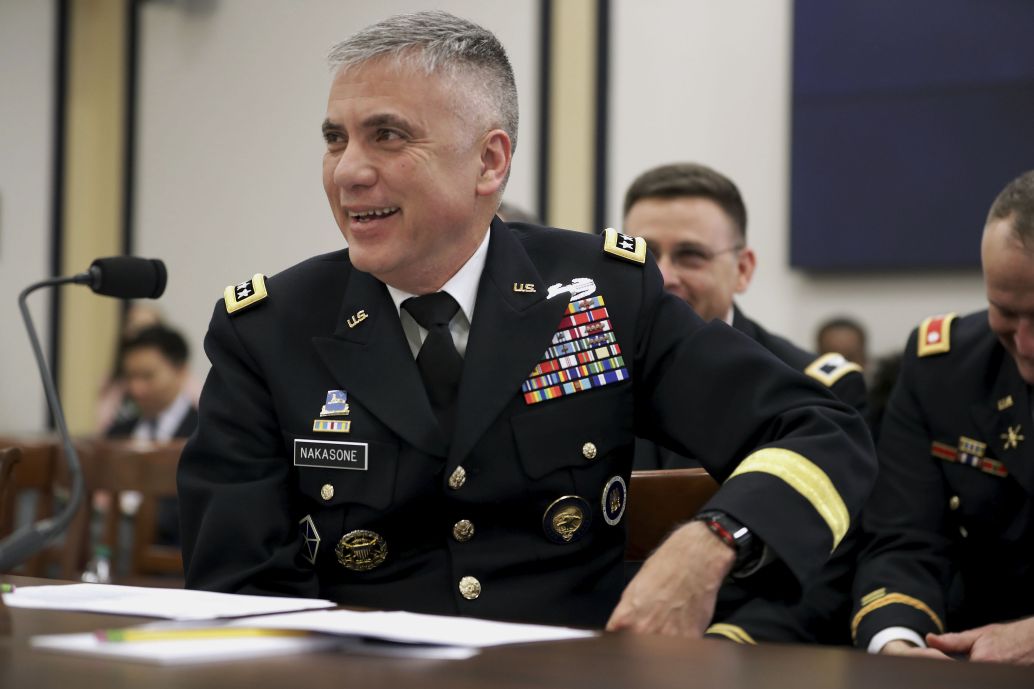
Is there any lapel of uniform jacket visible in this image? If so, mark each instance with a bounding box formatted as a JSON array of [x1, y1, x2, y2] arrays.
[[970, 346, 1034, 497], [311, 261, 448, 457], [447, 219, 570, 468]]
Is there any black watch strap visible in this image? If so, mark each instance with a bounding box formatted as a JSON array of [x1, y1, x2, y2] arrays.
[[694, 510, 763, 574]]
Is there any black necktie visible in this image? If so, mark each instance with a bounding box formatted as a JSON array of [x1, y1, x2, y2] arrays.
[[402, 292, 463, 439]]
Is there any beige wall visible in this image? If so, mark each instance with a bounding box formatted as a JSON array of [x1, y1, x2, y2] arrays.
[[0, 0, 54, 433], [133, 0, 541, 386], [609, 0, 986, 361]]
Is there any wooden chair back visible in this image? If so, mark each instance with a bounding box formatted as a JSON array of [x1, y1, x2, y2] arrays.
[[625, 468, 720, 561], [0, 439, 66, 577]]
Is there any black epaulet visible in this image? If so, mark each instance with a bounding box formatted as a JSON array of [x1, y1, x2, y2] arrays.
[[602, 227, 646, 265], [223, 273, 268, 314], [917, 313, 957, 357]]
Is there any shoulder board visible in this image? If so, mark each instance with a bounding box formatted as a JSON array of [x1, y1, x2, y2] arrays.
[[602, 227, 646, 265], [804, 352, 863, 387], [224, 273, 268, 314], [917, 313, 957, 357]]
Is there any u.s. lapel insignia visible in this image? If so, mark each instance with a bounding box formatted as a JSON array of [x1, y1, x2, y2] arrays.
[[1001, 424, 1025, 451], [542, 496, 592, 544], [313, 419, 351, 433], [513, 282, 536, 293], [320, 390, 350, 417], [522, 292, 629, 405], [601, 476, 627, 526], [602, 227, 647, 264], [917, 313, 957, 357], [347, 309, 369, 328], [997, 395, 1014, 411], [224, 273, 268, 314], [335, 529, 387, 571], [298, 514, 321, 565]]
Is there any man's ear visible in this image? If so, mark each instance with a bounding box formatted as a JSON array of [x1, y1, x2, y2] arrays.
[[476, 129, 512, 197], [735, 246, 757, 294]]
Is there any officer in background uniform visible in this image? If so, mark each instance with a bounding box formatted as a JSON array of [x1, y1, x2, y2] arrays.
[[620, 163, 868, 645], [177, 11, 876, 636], [624, 163, 868, 473], [852, 170, 1034, 665]]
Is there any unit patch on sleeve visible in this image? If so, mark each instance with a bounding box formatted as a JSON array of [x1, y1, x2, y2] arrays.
[[521, 292, 629, 404], [917, 313, 957, 357], [224, 273, 268, 314], [602, 228, 647, 264]]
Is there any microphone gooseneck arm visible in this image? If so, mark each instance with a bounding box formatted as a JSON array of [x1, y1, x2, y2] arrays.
[[0, 275, 88, 572]]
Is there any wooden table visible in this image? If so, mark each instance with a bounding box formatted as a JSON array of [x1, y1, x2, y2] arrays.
[[1, 576, 1031, 689]]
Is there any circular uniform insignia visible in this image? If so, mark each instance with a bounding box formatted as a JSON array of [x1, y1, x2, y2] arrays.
[[601, 475, 627, 526], [335, 529, 388, 571], [542, 496, 592, 544]]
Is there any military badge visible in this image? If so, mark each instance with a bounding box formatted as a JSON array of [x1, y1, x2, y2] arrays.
[[602, 227, 647, 264], [917, 313, 957, 357], [523, 292, 629, 405], [930, 440, 1008, 478], [542, 496, 592, 544], [312, 419, 351, 433], [546, 277, 596, 301], [298, 514, 321, 565], [336, 529, 388, 571], [1001, 424, 1024, 451], [601, 476, 627, 526], [320, 390, 350, 417], [223, 273, 268, 314], [998, 395, 1014, 411]]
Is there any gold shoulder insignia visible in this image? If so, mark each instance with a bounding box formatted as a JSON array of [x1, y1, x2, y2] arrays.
[[224, 273, 268, 314], [805, 352, 863, 387], [917, 313, 957, 357], [602, 227, 646, 265]]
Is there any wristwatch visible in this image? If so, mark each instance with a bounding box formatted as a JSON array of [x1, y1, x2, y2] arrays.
[[693, 510, 763, 575]]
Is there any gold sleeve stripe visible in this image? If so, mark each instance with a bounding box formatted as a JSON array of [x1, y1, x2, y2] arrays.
[[727, 448, 850, 551], [705, 623, 757, 645], [851, 592, 945, 641], [804, 352, 863, 387]]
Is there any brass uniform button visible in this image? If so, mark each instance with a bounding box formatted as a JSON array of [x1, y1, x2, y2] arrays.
[[949, 495, 960, 511], [459, 576, 481, 600], [452, 519, 475, 542], [582, 442, 598, 460], [448, 465, 467, 490], [320, 484, 335, 501]]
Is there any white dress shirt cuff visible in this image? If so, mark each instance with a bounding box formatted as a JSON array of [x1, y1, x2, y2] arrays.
[[868, 627, 927, 654]]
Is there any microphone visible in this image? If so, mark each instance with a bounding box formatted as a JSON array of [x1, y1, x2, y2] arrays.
[[0, 257, 167, 572]]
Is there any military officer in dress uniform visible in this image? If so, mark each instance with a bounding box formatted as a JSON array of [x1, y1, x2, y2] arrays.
[[178, 11, 876, 636], [852, 170, 1034, 665], [620, 163, 868, 645]]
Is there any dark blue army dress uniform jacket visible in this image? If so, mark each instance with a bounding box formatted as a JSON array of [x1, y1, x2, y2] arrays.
[[853, 311, 1034, 648], [178, 218, 876, 628]]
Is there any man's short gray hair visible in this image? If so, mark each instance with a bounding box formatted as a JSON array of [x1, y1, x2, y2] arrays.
[[328, 11, 519, 154]]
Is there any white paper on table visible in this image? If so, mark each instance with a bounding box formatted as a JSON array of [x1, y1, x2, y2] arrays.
[[226, 609, 598, 648], [3, 583, 336, 619]]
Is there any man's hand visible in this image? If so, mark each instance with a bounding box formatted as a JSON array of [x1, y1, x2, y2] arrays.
[[925, 617, 1034, 665], [606, 520, 734, 636], [879, 639, 953, 660]]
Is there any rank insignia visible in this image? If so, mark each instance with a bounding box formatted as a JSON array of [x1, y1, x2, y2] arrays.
[[320, 389, 350, 417], [298, 514, 321, 565], [522, 292, 630, 405], [336, 529, 387, 571], [805, 353, 863, 387], [542, 496, 592, 544], [917, 313, 957, 357], [602, 227, 647, 264], [601, 476, 627, 526], [224, 273, 268, 314], [1001, 424, 1024, 451], [313, 419, 351, 433]]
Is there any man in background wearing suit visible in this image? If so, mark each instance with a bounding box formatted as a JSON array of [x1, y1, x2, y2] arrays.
[[178, 11, 876, 637]]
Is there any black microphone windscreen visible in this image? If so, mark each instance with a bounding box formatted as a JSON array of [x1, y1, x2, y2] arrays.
[[89, 257, 167, 299]]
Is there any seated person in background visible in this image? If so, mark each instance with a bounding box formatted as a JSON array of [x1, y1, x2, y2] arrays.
[[853, 170, 1034, 665], [816, 316, 869, 371], [623, 163, 868, 646], [106, 324, 197, 545], [624, 162, 868, 472], [178, 11, 876, 637]]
